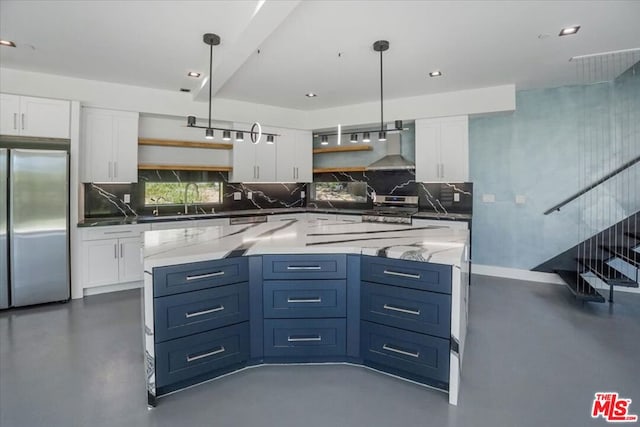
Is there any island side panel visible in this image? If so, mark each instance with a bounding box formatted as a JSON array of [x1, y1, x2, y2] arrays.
[[143, 268, 157, 406], [448, 240, 470, 405]]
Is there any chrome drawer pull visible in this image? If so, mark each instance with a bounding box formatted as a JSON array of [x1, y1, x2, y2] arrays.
[[103, 230, 133, 234], [287, 335, 322, 342], [186, 271, 225, 281], [185, 305, 224, 318], [287, 297, 322, 303], [186, 346, 225, 362], [382, 344, 420, 358], [383, 270, 421, 280], [383, 304, 420, 316], [286, 266, 322, 270]]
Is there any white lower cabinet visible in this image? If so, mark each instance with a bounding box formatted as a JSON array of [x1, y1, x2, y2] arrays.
[[80, 224, 150, 290], [412, 218, 469, 230]]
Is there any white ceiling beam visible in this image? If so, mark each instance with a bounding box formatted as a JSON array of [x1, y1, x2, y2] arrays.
[[194, 0, 301, 102]]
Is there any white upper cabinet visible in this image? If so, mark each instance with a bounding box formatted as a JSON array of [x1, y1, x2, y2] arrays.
[[0, 94, 70, 138], [415, 115, 469, 183], [81, 107, 139, 183], [229, 123, 276, 182], [276, 129, 312, 182]]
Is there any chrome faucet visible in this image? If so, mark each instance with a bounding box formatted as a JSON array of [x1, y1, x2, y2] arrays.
[[184, 183, 199, 214], [151, 196, 166, 216]]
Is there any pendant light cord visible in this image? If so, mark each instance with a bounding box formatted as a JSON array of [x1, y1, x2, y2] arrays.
[[208, 43, 213, 129], [380, 49, 384, 132]]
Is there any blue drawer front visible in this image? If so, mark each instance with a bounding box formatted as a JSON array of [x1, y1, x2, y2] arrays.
[[361, 282, 450, 339], [361, 321, 449, 384], [361, 256, 451, 294], [264, 319, 346, 357], [155, 322, 249, 388], [154, 282, 249, 342], [153, 258, 248, 297], [263, 280, 347, 319], [262, 255, 346, 280]]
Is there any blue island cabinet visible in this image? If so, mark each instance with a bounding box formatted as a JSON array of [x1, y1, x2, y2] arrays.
[[152, 257, 250, 396], [360, 256, 452, 391], [147, 253, 457, 404], [259, 254, 361, 362]]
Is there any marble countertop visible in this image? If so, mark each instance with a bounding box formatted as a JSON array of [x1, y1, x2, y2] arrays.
[[143, 218, 469, 270], [80, 208, 471, 227]]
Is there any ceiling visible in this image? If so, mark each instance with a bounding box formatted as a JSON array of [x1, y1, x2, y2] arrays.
[[1, 0, 639, 111]]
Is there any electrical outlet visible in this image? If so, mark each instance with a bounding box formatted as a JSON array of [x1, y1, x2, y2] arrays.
[[123, 194, 131, 203], [247, 192, 253, 200], [515, 195, 526, 204], [233, 192, 241, 201], [301, 191, 306, 198], [453, 193, 460, 202], [482, 194, 495, 203]]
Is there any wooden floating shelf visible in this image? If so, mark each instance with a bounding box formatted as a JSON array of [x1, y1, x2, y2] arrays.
[[138, 138, 233, 150], [313, 145, 373, 154], [313, 166, 367, 173], [138, 164, 232, 172]]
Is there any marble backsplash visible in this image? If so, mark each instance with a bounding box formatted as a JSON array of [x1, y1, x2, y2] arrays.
[[83, 171, 305, 218], [84, 169, 472, 218], [311, 170, 473, 215]]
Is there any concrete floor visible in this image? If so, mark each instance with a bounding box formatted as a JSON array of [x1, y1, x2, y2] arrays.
[[1, 275, 639, 427]]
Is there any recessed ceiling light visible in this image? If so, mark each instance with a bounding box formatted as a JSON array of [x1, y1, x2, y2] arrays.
[[559, 26, 580, 36], [429, 71, 442, 77], [187, 71, 201, 78], [180, 88, 191, 93], [305, 93, 317, 97], [0, 40, 16, 47]]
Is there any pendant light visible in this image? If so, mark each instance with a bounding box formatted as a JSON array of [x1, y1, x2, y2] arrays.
[[373, 40, 389, 142], [186, 33, 279, 143]]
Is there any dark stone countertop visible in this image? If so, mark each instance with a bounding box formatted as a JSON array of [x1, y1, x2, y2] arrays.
[[78, 207, 471, 227]]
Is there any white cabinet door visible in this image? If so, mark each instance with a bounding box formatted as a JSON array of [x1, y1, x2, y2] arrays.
[[306, 213, 337, 222], [81, 107, 139, 183], [276, 129, 296, 182], [112, 111, 139, 183], [254, 137, 276, 182], [0, 94, 20, 136], [415, 115, 468, 183], [230, 134, 256, 182], [439, 117, 468, 182], [19, 96, 70, 139], [295, 130, 313, 182], [82, 108, 113, 182], [196, 218, 229, 228], [336, 214, 362, 223], [83, 239, 120, 287], [412, 218, 468, 230], [415, 119, 441, 182], [118, 236, 144, 283]]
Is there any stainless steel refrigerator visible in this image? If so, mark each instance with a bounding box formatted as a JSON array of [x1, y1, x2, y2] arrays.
[[0, 148, 69, 309]]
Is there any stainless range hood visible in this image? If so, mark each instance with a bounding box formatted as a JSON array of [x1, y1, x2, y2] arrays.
[[367, 132, 415, 171]]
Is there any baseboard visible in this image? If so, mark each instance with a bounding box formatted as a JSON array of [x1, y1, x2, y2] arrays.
[[472, 264, 640, 294], [83, 281, 143, 297]]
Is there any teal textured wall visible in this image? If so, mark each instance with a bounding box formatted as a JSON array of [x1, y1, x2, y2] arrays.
[[469, 65, 640, 269]]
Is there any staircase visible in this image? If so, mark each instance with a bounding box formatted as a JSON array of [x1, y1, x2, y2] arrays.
[[536, 213, 639, 303]]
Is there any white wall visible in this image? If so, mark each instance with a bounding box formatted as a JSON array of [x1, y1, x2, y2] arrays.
[[0, 67, 308, 129], [304, 84, 516, 129], [1, 67, 515, 132]]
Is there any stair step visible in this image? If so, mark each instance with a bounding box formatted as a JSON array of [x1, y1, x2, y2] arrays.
[[598, 245, 640, 267], [555, 270, 605, 303], [624, 231, 640, 240], [577, 258, 639, 287]]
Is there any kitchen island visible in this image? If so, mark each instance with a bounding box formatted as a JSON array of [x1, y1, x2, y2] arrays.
[[143, 218, 469, 406]]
